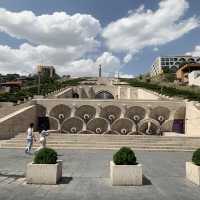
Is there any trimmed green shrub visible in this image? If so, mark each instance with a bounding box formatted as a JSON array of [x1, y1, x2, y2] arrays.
[[113, 147, 137, 165], [192, 149, 200, 166], [34, 148, 57, 164]]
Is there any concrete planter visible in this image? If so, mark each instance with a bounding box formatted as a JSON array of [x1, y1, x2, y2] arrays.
[[26, 160, 62, 184], [186, 161, 200, 185], [110, 161, 143, 186]]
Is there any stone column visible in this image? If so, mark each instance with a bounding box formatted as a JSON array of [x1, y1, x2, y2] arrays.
[[117, 86, 121, 99], [120, 104, 127, 118], [71, 103, 77, 117], [127, 87, 131, 99], [145, 104, 152, 119], [96, 104, 102, 118]]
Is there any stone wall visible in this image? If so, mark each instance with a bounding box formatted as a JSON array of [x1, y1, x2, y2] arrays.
[[53, 85, 160, 100], [185, 102, 200, 137], [0, 105, 37, 139], [137, 89, 161, 100], [55, 88, 73, 98], [35, 98, 185, 134], [0, 97, 190, 137], [36, 99, 184, 114]]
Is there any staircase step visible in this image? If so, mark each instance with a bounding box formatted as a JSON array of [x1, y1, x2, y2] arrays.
[[1, 143, 199, 148], [5, 140, 200, 146], [1, 133, 200, 151]]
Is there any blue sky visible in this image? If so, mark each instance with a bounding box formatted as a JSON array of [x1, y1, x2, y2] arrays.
[[0, 0, 199, 77]]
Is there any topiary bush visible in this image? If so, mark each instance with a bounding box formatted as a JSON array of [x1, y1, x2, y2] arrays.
[[113, 147, 137, 165], [192, 149, 200, 166], [34, 148, 58, 164]]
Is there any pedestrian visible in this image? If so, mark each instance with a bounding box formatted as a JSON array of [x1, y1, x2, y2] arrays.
[[25, 123, 36, 154], [37, 129, 49, 151]]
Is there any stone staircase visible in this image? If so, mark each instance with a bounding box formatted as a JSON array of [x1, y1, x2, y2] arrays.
[[0, 102, 31, 119], [1, 133, 200, 151]]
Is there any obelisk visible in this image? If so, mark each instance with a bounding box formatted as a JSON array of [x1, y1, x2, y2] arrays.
[[98, 64, 102, 78]]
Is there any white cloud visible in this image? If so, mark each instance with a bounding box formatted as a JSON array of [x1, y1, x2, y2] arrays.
[[0, 9, 106, 76], [0, 43, 90, 74], [0, 43, 120, 76], [186, 45, 200, 57], [153, 47, 159, 52], [123, 53, 133, 63], [115, 73, 134, 79], [96, 52, 121, 73], [0, 1, 199, 77], [55, 51, 121, 76], [0, 8, 101, 52], [103, 0, 199, 59], [59, 59, 95, 76]]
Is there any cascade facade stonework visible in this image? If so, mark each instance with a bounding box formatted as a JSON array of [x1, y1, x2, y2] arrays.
[[1, 78, 200, 138]]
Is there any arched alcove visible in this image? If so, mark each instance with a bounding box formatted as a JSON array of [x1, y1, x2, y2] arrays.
[[95, 91, 114, 99]]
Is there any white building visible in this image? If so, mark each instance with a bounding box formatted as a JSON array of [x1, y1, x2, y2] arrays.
[[150, 56, 200, 77], [188, 71, 200, 86]]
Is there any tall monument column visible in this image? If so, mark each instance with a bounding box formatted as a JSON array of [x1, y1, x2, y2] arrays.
[[98, 64, 102, 78]]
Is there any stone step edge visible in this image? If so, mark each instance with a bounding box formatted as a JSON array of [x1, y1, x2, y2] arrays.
[[3, 141, 200, 146], [0, 146, 195, 151], [1, 144, 199, 148]]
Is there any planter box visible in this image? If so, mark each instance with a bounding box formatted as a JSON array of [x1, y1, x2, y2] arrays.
[[26, 160, 62, 184], [186, 161, 200, 185], [110, 161, 142, 186]]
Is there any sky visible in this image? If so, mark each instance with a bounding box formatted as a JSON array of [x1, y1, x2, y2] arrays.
[[0, 0, 199, 77]]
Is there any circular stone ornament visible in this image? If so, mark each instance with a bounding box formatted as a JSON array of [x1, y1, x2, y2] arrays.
[[158, 115, 165, 123], [58, 113, 65, 120], [95, 128, 102, 134], [120, 128, 127, 135], [70, 127, 77, 133], [108, 114, 115, 121], [133, 115, 140, 122], [83, 114, 90, 120]]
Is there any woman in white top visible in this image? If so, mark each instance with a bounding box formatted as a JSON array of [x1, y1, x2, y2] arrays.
[[39, 129, 49, 149], [25, 123, 36, 154], [34, 129, 49, 152]]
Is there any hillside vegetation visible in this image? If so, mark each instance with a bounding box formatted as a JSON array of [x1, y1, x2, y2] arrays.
[[123, 77, 200, 101]]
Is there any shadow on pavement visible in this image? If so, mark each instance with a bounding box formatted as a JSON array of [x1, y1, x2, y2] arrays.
[[143, 175, 152, 185], [0, 173, 25, 180], [59, 177, 73, 184]]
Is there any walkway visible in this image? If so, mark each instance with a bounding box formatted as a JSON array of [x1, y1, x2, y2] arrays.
[[0, 149, 199, 200]]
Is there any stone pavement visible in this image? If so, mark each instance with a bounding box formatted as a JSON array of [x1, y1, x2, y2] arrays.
[[0, 149, 200, 200]]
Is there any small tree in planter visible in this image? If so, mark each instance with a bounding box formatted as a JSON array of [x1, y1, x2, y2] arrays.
[[186, 149, 200, 185], [110, 147, 142, 186], [26, 148, 62, 184]]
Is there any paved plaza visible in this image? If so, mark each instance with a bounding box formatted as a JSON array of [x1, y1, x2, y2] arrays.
[[0, 149, 199, 200]]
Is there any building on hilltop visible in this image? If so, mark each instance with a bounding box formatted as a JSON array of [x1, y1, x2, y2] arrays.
[[37, 65, 55, 78], [176, 63, 200, 84], [150, 56, 200, 77], [0, 81, 23, 93], [188, 71, 200, 86]]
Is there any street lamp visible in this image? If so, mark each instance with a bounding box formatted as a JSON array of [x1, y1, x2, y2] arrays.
[[38, 72, 41, 95]]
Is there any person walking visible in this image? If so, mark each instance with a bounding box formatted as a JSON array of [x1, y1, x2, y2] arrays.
[[35, 129, 49, 152], [25, 123, 36, 154]]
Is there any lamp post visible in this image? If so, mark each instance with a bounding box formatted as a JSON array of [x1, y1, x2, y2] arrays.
[[38, 72, 41, 95]]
